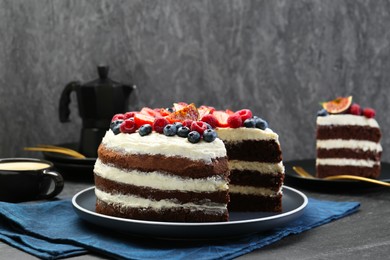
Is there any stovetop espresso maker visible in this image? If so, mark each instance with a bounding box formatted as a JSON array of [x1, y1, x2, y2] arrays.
[[59, 65, 135, 158]]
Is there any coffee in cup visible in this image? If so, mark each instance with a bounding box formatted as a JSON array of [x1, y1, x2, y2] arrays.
[[0, 158, 64, 203]]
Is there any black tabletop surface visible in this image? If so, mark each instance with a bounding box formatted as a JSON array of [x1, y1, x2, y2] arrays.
[[1, 178, 389, 260]]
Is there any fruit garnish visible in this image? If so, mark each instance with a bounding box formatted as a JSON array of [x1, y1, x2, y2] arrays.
[[349, 103, 361, 116], [363, 108, 376, 118], [163, 124, 177, 136], [112, 114, 125, 122], [153, 117, 169, 133], [203, 129, 217, 142], [243, 118, 256, 128], [190, 121, 208, 135], [166, 103, 199, 123], [138, 124, 152, 136], [317, 109, 328, 117], [198, 105, 215, 119], [227, 114, 242, 128], [321, 96, 352, 114], [134, 113, 154, 128], [124, 111, 136, 119], [173, 102, 189, 111], [225, 109, 235, 115], [187, 131, 201, 143], [177, 126, 190, 137], [120, 119, 137, 134], [110, 120, 123, 135], [235, 109, 253, 122], [156, 108, 172, 117], [213, 111, 229, 127], [254, 117, 268, 130], [140, 107, 159, 117], [201, 114, 218, 128]]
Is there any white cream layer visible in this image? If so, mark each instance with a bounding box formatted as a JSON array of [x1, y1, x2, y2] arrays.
[[317, 139, 382, 152], [216, 127, 279, 142], [229, 185, 282, 196], [101, 130, 226, 163], [317, 114, 380, 128], [94, 159, 228, 192], [95, 188, 227, 212], [229, 160, 285, 174], [316, 158, 380, 167]]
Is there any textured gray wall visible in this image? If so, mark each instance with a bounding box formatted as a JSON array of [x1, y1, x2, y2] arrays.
[[0, 0, 389, 162]]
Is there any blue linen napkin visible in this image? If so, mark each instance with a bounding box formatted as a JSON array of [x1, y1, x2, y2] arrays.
[[0, 198, 359, 260]]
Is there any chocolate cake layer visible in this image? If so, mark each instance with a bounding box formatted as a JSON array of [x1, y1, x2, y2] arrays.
[[228, 194, 282, 212], [98, 144, 229, 179], [317, 125, 381, 142], [316, 165, 381, 179], [317, 149, 382, 161], [224, 140, 282, 162], [229, 170, 284, 189], [95, 175, 229, 204], [96, 199, 228, 222]]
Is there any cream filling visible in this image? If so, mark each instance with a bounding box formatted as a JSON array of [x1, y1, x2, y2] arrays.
[[101, 130, 226, 163], [95, 188, 227, 212], [94, 159, 228, 192], [229, 185, 282, 196], [316, 158, 380, 167], [216, 127, 279, 142], [317, 139, 382, 152], [229, 160, 284, 173], [317, 114, 380, 128]]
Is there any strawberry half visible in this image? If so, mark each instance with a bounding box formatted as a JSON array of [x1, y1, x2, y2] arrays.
[[213, 111, 229, 127], [134, 113, 154, 128], [227, 114, 242, 128], [140, 107, 158, 117], [201, 114, 218, 128]]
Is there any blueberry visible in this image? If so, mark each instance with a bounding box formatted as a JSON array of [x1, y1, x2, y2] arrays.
[[317, 109, 328, 117], [110, 120, 123, 135], [174, 122, 183, 129], [243, 118, 256, 128], [188, 131, 201, 143], [204, 122, 213, 129], [203, 129, 217, 142], [163, 124, 177, 136], [177, 126, 190, 137], [166, 107, 174, 113], [138, 124, 152, 136], [254, 117, 268, 130]]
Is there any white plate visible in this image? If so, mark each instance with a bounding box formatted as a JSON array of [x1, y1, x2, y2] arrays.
[[72, 186, 308, 240]]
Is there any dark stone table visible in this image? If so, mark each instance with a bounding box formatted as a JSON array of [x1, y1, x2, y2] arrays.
[[1, 178, 389, 260]]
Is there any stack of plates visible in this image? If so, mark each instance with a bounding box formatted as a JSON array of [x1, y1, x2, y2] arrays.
[[43, 143, 96, 182]]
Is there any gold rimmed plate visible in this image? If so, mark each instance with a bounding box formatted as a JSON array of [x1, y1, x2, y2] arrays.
[[284, 159, 390, 192]]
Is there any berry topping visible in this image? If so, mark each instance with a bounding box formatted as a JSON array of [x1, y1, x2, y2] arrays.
[[203, 129, 217, 142], [213, 111, 229, 127], [112, 114, 125, 122], [349, 103, 361, 116], [198, 105, 215, 118], [191, 121, 208, 135], [163, 124, 177, 136], [134, 113, 154, 128], [235, 109, 253, 122], [177, 126, 191, 137], [363, 108, 376, 118], [317, 109, 329, 117], [201, 114, 218, 128], [138, 124, 152, 136], [140, 107, 158, 117], [243, 118, 256, 128], [188, 131, 201, 143], [120, 119, 137, 134], [227, 114, 242, 128], [174, 122, 183, 129], [254, 117, 268, 130], [153, 117, 169, 133], [110, 120, 123, 135], [124, 112, 136, 119], [173, 102, 189, 111], [182, 119, 194, 128], [321, 96, 352, 114]]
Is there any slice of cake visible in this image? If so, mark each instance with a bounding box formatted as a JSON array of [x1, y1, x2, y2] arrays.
[[316, 96, 382, 179], [214, 110, 284, 212]]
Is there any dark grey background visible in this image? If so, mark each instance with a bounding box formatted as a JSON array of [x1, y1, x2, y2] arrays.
[[0, 0, 389, 162]]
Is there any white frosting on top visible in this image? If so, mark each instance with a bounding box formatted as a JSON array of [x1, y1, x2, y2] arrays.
[[317, 114, 380, 128], [215, 127, 279, 142], [94, 159, 228, 192], [101, 130, 226, 163], [316, 158, 380, 167], [317, 139, 382, 152]]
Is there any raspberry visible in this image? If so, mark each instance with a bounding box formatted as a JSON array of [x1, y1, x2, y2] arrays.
[[112, 113, 125, 122], [227, 114, 242, 128], [349, 103, 361, 115], [120, 119, 137, 134], [201, 114, 218, 128], [363, 108, 376, 118], [235, 109, 253, 122], [191, 121, 208, 135], [153, 117, 169, 133], [182, 119, 194, 128], [124, 111, 136, 119]]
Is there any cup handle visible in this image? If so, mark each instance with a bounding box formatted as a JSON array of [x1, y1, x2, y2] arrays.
[[38, 170, 64, 200]]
